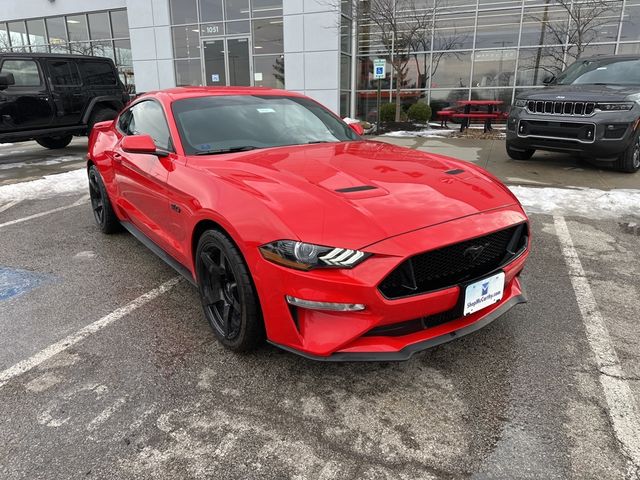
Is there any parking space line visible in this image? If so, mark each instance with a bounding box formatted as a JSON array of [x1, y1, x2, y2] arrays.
[[0, 277, 181, 389], [0, 194, 89, 229], [554, 215, 640, 476], [0, 199, 21, 213]]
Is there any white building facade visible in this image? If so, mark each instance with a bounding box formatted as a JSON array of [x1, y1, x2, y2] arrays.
[[0, 0, 349, 114]]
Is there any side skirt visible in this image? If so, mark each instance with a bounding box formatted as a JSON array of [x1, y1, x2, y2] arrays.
[[120, 221, 197, 286]]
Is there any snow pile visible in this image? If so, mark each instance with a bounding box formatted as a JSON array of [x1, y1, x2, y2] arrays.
[[384, 129, 456, 138], [0, 168, 87, 202], [510, 186, 640, 218], [0, 143, 14, 147]]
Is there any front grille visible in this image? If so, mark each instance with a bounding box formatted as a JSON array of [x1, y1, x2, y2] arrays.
[[527, 100, 595, 116], [378, 224, 528, 300]]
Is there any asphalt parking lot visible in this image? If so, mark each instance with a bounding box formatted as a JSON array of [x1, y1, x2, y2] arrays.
[[1, 137, 639, 479]]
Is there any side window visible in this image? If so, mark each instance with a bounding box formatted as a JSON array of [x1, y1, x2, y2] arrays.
[[117, 109, 133, 135], [126, 101, 172, 151], [47, 60, 81, 86], [0, 60, 42, 87], [78, 60, 117, 86]]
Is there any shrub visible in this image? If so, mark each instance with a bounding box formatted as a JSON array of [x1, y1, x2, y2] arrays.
[[407, 102, 432, 123], [379, 103, 397, 123]]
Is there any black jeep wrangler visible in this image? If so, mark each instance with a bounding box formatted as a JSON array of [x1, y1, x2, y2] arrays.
[[507, 55, 640, 173], [0, 53, 129, 149]]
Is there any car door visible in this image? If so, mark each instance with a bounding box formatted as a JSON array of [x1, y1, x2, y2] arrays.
[[0, 58, 54, 133], [45, 59, 86, 126], [112, 100, 175, 249]]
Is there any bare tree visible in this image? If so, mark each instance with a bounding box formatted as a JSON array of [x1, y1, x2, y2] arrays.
[[358, 0, 441, 121], [527, 0, 617, 73]]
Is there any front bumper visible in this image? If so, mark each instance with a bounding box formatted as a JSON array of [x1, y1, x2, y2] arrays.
[[506, 108, 639, 159], [251, 207, 529, 361]]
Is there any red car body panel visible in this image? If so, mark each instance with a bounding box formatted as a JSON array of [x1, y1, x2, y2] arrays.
[[88, 87, 530, 360]]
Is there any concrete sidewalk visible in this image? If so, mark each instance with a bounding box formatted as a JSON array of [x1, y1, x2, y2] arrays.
[[374, 135, 640, 190]]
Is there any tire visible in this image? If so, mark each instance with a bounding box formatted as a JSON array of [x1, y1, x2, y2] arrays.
[[506, 142, 535, 160], [88, 108, 118, 133], [196, 230, 264, 352], [88, 165, 121, 234], [614, 130, 640, 173], [36, 134, 73, 149]]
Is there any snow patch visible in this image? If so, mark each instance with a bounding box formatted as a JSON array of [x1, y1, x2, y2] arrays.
[[510, 186, 640, 219], [0, 168, 86, 202], [384, 129, 456, 138], [0, 143, 14, 147]]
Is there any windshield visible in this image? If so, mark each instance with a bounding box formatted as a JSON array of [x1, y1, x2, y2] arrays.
[[172, 95, 359, 155], [555, 58, 640, 86]]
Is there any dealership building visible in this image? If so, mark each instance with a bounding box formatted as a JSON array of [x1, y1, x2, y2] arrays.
[[1, 0, 639, 118]]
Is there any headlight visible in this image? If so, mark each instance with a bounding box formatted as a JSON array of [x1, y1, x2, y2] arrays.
[[514, 99, 527, 108], [259, 240, 371, 270], [595, 102, 634, 111]]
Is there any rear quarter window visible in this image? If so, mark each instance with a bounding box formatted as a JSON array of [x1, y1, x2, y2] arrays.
[[78, 60, 117, 86]]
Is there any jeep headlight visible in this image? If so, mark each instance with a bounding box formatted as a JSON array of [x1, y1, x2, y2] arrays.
[[595, 102, 634, 111], [259, 240, 371, 270]]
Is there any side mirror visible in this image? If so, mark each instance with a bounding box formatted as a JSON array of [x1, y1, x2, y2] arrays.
[[121, 134, 159, 155], [542, 75, 555, 85], [349, 122, 364, 136], [0, 73, 15, 90]]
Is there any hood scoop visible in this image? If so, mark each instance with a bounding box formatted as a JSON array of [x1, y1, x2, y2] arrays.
[[335, 185, 378, 193]]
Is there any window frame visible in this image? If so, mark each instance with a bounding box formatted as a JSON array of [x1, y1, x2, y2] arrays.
[[0, 57, 44, 88], [116, 98, 175, 153]]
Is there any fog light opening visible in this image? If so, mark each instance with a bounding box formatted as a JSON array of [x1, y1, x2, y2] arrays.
[[285, 296, 365, 312]]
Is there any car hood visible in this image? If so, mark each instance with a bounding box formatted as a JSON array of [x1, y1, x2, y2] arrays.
[[197, 141, 519, 249], [520, 84, 639, 102]]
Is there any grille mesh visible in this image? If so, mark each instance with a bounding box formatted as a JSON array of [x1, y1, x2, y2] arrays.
[[378, 224, 526, 299]]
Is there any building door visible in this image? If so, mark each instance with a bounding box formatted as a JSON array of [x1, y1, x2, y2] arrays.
[[202, 37, 251, 87]]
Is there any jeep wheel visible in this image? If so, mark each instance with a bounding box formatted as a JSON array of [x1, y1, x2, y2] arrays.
[[36, 135, 73, 150], [506, 142, 535, 160], [88, 108, 118, 133], [615, 131, 640, 173]]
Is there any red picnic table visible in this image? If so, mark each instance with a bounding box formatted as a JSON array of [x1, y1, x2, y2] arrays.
[[454, 100, 503, 133]]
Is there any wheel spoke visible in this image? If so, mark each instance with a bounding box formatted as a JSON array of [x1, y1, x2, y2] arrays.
[[222, 302, 232, 336], [201, 251, 224, 276]]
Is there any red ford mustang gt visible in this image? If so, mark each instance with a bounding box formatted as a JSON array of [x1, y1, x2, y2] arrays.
[[87, 87, 529, 361]]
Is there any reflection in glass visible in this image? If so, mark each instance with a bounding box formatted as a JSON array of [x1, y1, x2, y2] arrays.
[[114, 39, 132, 66], [110, 10, 130, 38], [253, 55, 284, 88], [227, 38, 251, 86], [472, 49, 516, 87], [172, 25, 201, 58], [27, 19, 47, 46], [67, 15, 89, 42], [252, 19, 283, 54], [8, 21, 28, 48], [175, 58, 202, 86], [430, 52, 471, 88], [89, 13, 112, 40], [203, 39, 226, 86], [252, 0, 283, 18], [46, 17, 67, 45], [170, 0, 198, 24], [225, 0, 250, 20], [200, 0, 224, 22]]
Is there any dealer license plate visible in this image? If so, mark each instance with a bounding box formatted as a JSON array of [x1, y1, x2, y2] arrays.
[[463, 272, 505, 316]]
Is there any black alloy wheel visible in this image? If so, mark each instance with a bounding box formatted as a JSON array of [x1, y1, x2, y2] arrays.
[[87, 165, 121, 233], [196, 230, 263, 351]]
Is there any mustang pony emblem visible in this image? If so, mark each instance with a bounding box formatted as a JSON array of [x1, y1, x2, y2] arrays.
[[463, 243, 490, 264]]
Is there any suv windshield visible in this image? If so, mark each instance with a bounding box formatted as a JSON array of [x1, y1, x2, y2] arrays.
[[172, 95, 359, 155], [555, 58, 640, 86]]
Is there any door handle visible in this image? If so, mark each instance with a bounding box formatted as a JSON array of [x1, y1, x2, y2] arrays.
[[113, 152, 123, 163]]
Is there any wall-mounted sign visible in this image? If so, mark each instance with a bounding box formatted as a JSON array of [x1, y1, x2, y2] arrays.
[[211, 74, 220, 82], [201, 23, 224, 36]]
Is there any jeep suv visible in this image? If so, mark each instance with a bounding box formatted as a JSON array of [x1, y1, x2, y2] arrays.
[[0, 53, 129, 149], [507, 55, 640, 173]]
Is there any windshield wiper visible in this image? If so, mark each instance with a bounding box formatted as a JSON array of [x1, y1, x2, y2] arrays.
[[195, 146, 260, 155], [306, 140, 336, 144]]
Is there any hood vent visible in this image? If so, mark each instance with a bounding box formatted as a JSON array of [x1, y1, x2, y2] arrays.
[[335, 185, 378, 193], [445, 169, 465, 175]]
